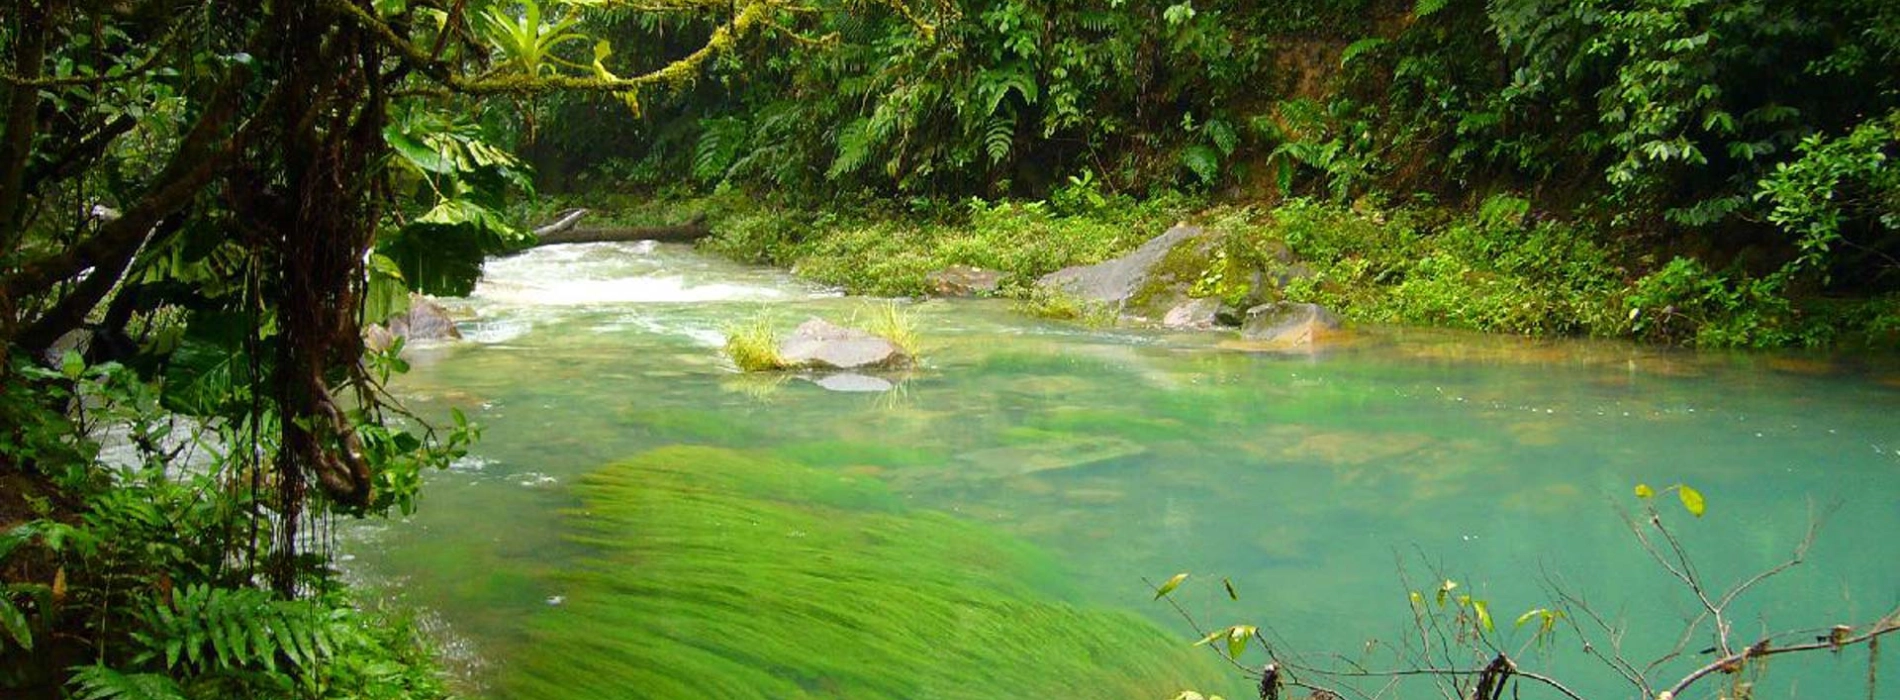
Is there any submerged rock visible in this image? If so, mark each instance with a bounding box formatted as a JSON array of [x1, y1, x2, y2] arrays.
[[1240, 302, 1341, 347], [926, 265, 1003, 297], [806, 372, 897, 393], [778, 317, 910, 370]]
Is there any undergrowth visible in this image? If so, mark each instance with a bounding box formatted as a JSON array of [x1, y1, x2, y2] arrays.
[[602, 188, 1897, 349]]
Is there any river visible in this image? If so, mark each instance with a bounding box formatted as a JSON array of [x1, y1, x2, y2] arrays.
[[344, 241, 1900, 699]]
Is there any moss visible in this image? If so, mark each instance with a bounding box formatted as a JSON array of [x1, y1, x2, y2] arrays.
[[497, 446, 1220, 699], [723, 316, 791, 371]]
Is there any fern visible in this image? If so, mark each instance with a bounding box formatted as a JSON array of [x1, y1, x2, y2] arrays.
[[693, 117, 749, 183], [984, 113, 1017, 164], [828, 118, 875, 179], [1205, 119, 1239, 157], [1181, 144, 1221, 184], [1340, 37, 1389, 68], [1414, 0, 1450, 18], [130, 584, 350, 677], [67, 665, 187, 700]]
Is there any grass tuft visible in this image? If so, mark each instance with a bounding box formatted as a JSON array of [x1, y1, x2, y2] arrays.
[[722, 316, 789, 371], [850, 301, 922, 357]]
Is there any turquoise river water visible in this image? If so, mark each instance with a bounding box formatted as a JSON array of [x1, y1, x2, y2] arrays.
[[345, 241, 1900, 699]]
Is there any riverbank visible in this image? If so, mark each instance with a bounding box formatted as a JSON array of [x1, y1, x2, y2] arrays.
[[520, 190, 1900, 350]]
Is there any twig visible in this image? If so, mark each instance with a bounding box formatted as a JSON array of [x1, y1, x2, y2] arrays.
[[1660, 611, 1900, 698]]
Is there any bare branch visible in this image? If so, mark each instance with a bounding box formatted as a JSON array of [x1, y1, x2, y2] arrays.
[[1660, 609, 1900, 698]]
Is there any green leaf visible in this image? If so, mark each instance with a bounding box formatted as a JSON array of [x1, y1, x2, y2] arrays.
[[1434, 579, 1458, 606], [1341, 38, 1388, 68], [1182, 145, 1221, 184], [1634, 483, 1654, 499], [59, 350, 85, 380], [1225, 624, 1256, 658], [1222, 578, 1239, 601], [1678, 485, 1706, 517], [1472, 599, 1493, 632], [1514, 608, 1546, 628], [1154, 572, 1189, 599], [385, 128, 455, 174], [0, 596, 32, 651]]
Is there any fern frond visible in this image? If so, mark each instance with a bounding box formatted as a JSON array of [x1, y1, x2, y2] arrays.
[[828, 118, 875, 179], [984, 113, 1016, 164], [134, 584, 350, 677], [1181, 145, 1221, 184], [67, 665, 187, 700], [693, 117, 750, 183], [1206, 119, 1239, 156]]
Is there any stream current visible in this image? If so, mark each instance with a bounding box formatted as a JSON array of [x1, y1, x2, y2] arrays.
[[346, 241, 1900, 699]]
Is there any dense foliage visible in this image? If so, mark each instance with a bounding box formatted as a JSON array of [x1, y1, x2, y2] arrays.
[[539, 0, 1900, 347], [0, 0, 820, 695]]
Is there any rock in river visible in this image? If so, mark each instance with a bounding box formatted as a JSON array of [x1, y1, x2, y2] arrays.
[[779, 317, 910, 370], [1239, 302, 1341, 347], [926, 265, 1003, 297], [1036, 223, 1211, 323], [365, 293, 462, 352]]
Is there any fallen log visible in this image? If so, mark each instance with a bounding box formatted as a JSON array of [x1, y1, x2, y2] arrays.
[[526, 209, 712, 246]]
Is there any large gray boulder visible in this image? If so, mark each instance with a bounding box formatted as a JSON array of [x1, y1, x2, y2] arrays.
[[1240, 302, 1341, 346], [365, 294, 462, 352], [779, 318, 910, 370], [1037, 224, 1209, 321]]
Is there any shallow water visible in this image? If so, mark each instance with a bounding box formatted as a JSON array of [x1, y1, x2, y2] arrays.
[[347, 242, 1900, 699]]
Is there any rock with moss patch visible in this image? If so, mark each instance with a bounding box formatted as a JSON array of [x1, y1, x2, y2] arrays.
[[1240, 302, 1342, 346], [1035, 224, 1307, 330], [778, 317, 910, 370], [926, 265, 1003, 297], [1036, 223, 1209, 322]]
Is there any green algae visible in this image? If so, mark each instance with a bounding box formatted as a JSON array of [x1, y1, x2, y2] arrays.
[[773, 439, 950, 471], [496, 446, 1219, 699]]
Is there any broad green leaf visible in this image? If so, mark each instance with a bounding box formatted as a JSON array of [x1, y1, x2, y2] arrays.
[[385, 128, 455, 174], [1634, 483, 1654, 499], [1472, 599, 1493, 632], [1154, 572, 1189, 599], [60, 350, 84, 380], [0, 597, 32, 651], [1678, 485, 1706, 517]]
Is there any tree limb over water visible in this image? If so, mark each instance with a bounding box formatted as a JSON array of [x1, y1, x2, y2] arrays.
[[1156, 492, 1897, 700]]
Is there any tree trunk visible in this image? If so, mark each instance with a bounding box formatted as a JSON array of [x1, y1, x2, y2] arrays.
[[525, 209, 712, 247]]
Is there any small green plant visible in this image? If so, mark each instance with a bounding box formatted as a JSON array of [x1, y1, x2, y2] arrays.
[[1012, 287, 1118, 327], [722, 317, 789, 372], [850, 301, 921, 357]]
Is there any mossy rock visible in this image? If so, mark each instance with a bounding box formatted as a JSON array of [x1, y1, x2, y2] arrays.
[[497, 446, 1219, 699]]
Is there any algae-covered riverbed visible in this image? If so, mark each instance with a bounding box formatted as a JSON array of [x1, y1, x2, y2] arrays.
[[346, 242, 1900, 698]]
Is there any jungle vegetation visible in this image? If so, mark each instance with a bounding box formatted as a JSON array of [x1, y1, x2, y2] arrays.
[[534, 0, 1900, 348], [3, 0, 1898, 697]]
